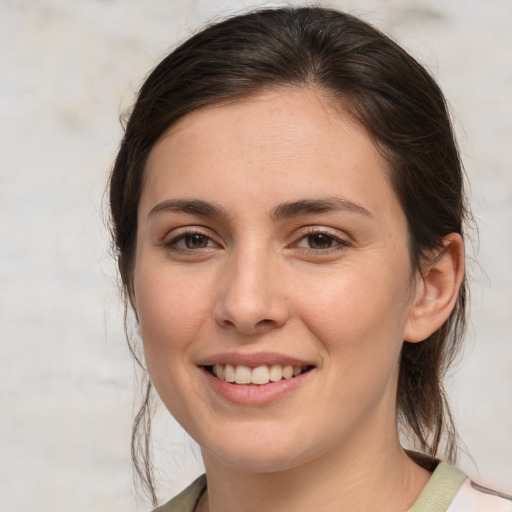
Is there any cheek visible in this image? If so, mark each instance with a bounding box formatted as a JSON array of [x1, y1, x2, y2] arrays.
[[294, 262, 413, 357], [134, 264, 213, 360], [294, 266, 413, 420], [133, 267, 214, 419]]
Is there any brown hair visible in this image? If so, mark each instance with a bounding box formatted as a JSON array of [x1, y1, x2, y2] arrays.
[[109, 6, 469, 503]]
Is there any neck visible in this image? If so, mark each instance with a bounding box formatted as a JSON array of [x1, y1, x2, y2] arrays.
[[198, 422, 430, 512]]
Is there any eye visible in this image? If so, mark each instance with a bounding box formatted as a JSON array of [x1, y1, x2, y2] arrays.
[[302, 233, 336, 249], [293, 229, 351, 253], [181, 233, 210, 249], [164, 230, 218, 252]]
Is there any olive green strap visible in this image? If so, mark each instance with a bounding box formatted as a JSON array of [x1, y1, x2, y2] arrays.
[[408, 463, 467, 512], [153, 475, 207, 512]]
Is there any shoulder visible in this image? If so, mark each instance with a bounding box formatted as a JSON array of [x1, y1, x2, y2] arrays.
[[152, 475, 207, 512], [447, 479, 512, 512], [409, 462, 512, 512]]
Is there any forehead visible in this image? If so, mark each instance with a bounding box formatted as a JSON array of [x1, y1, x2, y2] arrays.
[[142, 88, 401, 223], [154, 88, 363, 159]]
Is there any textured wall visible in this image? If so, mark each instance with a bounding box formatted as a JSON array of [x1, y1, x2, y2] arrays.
[[0, 1, 510, 510]]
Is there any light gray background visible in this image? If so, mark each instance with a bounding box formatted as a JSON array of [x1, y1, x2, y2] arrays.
[[0, 1, 510, 511]]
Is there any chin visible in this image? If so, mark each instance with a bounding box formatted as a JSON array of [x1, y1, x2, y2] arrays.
[[198, 425, 324, 474], [205, 446, 307, 473]]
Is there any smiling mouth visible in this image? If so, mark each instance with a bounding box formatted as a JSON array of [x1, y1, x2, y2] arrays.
[[204, 364, 314, 385]]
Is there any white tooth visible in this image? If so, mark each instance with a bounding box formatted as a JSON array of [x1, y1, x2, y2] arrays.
[[269, 364, 283, 381], [235, 365, 252, 384], [225, 364, 235, 382], [293, 366, 302, 377], [251, 365, 270, 385], [214, 364, 224, 380], [282, 365, 293, 379]]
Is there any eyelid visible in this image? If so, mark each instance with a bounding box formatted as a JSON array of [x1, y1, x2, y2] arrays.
[[291, 226, 352, 251], [162, 226, 221, 251]]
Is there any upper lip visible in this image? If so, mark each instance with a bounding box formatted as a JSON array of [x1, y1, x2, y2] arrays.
[[197, 351, 315, 368]]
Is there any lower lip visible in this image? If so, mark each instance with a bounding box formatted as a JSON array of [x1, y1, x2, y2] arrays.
[[201, 367, 313, 406]]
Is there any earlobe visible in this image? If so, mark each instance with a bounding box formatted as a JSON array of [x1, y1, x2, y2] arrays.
[[404, 233, 465, 343]]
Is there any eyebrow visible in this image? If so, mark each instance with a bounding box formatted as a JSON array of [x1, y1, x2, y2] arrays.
[[270, 197, 373, 221], [147, 196, 373, 221], [148, 199, 228, 219]]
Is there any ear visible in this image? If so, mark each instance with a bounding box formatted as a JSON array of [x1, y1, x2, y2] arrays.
[[404, 233, 465, 343]]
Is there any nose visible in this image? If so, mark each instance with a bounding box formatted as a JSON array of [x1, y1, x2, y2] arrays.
[[213, 250, 290, 335]]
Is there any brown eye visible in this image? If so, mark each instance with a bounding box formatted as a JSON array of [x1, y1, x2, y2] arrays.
[[307, 233, 335, 249], [184, 234, 209, 249]]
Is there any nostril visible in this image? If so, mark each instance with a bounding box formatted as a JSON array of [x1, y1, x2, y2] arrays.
[[219, 318, 236, 329], [255, 318, 274, 328]]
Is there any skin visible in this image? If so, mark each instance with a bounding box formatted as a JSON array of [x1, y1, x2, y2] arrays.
[[133, 88, 464, 512]]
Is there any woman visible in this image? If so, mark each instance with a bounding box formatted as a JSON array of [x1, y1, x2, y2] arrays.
[[109, 7, 511, 512]]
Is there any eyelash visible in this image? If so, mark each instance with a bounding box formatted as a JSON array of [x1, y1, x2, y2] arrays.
[[293, 228, 351, 254], [162, 227, 351, 255], [163, 228, 218, 253]]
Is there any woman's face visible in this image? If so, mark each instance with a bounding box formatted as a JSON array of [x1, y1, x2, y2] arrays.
[[134, 89, 420, 472]]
